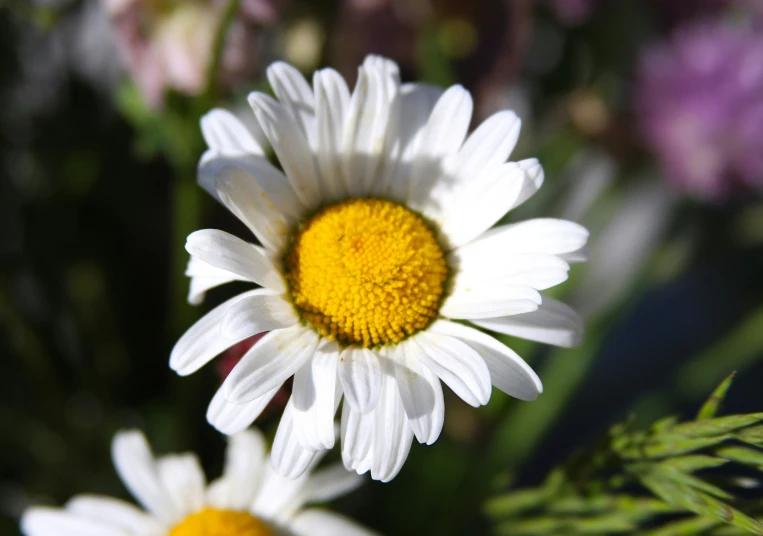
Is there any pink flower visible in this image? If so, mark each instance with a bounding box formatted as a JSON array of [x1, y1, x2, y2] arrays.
[[105, 0, 281, 108]]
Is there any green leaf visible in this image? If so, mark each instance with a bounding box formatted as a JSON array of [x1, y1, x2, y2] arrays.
[[660, 455, 729, 472], [671, 415, 763, 438], [738, 426, 763, 446], [547, 495, 676, 516], [653, 415, 680, 432], [698, 373, 737, 420], [496, 517, 561, 535], [639, 476, 763, 534], [645, 465, 733, 500], [643, 516, 722, 536], [496, 515, 636, 535], [635, 435, 733, 459], [716, 446, 763, 469], [485, 488, 551, 518]]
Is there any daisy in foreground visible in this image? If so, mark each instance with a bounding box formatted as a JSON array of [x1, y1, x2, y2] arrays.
[[21, 429, 373, 536], [175, 55, 588, 482]]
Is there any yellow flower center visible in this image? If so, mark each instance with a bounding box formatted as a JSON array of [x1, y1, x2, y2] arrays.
[[169, 508, 273, 536], [286, 198, 448, 347]]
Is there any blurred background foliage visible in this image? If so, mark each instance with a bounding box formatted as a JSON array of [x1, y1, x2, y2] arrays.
[[1, 0, 763, 534]]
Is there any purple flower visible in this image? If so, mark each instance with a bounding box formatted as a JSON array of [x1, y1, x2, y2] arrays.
[[651, 0, 763, 28], [635, 20, 763, 200]]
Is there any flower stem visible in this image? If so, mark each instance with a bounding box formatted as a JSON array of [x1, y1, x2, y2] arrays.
[[170, 0, 241, 332], [171, 168, 202, 332], [202, 0, 243, 104]]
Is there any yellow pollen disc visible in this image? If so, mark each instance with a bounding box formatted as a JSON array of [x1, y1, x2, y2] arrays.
[[169, 508, 273, 536], [286, 198, 448, 346]]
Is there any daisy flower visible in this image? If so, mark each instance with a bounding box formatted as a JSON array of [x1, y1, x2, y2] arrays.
[[173, 55, 588, 482], [21, 429, 373, 536]]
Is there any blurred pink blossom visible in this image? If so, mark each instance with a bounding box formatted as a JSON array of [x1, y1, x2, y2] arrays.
[[105, 0, 281, 108], [636, 20, 763, 200]]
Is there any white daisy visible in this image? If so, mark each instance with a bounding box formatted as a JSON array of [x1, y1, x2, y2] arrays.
[[21, 429, 373, 536], [172, 55, 588, 482]]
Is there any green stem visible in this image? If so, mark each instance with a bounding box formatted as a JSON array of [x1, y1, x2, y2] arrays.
[[169, 0, 241, 332], [171, 170, 202, 333], [202, 0, 244, 104]]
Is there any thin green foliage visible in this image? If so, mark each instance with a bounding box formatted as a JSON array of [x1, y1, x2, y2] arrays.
[[487, 374, 763, 535]]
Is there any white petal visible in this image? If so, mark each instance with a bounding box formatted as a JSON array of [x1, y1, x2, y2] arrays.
[[450, 251, 571, 292], [155, 454, 205, 517], [436, 162, 526, 248], [255, 441, 330, 522], [429, 320, 542, 400], [198, 109, 267, 203], [450, 110, 521, 182], [65, 496, 161, 535], [170, 290, 268, 376], [185, 230, 285, 291], [342, 56, 400, 196], [393, 341, 444, 445], [458, 218, 589, 260], [201, 108, 265, 156], [207, 430, 267, 510], [223, 326, 319, 403], [514, 158, 545, 208], [472, 296, 584, 348], [349, 445, 374, 476], [207, 383, 280, 435], [408, 85, 473, 213], [413, 332, 491, 407], [253, 471, 310, 524], [111, 430, 179, 523], [270, 401, 320, 479], [314, 68, 351, 201], [381, 83, 443, 203], [248, 93, 322, 209], [440, 284, 542, 320], [267, 62, 316, 147], [292, 339, 341, 450], [207, 162, 298, 255], [221, 291, 299, 339], [370, 358, 414, 482], [338, 347, 383, 413], [340, 400, 374, 470], [185, 255, 243, 306], [201, 156, 303, 219], [21, 508, 129, 536], [560, 247, 589, 264], [289, 509, 377, 536], [300, 463, 364, 504], [256, 461, 364, 527], [206, 151, 305, 220]]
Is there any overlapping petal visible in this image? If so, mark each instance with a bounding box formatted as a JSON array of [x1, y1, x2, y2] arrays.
[[473, 296, 584, 348]]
